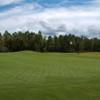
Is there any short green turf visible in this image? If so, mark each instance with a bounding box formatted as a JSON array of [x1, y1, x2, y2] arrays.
[[0, 51, 100, 100]]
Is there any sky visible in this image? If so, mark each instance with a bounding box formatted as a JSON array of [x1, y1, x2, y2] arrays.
[[0, 0, 100, 37]]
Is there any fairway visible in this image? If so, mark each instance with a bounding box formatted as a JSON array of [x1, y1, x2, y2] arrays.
[[0, 51, 100, 100]]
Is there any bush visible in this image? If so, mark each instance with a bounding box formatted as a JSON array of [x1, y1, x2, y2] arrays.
[[0, 47, 9, 52]]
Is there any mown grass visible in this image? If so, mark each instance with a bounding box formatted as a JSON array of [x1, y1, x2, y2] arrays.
[[0, 51, 100, 100]]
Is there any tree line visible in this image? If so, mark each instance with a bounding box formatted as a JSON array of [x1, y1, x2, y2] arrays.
[[0, 30, 100, 52]]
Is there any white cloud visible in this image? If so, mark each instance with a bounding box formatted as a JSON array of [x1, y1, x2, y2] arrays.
[[0, 0, 100, 37], [0, 0, 22, 6]]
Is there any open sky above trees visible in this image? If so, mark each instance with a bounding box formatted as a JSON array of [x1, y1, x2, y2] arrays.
[[0, 0, 100, 38]]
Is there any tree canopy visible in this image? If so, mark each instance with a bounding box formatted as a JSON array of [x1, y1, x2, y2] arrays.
[[0, 31, 100, 52]]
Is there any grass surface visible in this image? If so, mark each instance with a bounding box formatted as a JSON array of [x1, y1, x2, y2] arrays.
[[0, 51, 100, 100]]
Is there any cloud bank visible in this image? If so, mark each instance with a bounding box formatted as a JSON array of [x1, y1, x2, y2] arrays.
[[0, 0, 100, 37]]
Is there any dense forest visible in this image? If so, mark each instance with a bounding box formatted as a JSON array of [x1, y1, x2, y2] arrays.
[[0, 30, 100, 52]]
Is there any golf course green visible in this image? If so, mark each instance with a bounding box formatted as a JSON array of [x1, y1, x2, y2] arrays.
[[0, 51, 100, 100]]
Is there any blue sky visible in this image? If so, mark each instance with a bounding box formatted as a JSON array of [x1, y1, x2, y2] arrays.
[[0, 0, 100, 37], [0, 0, 91, 11]]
